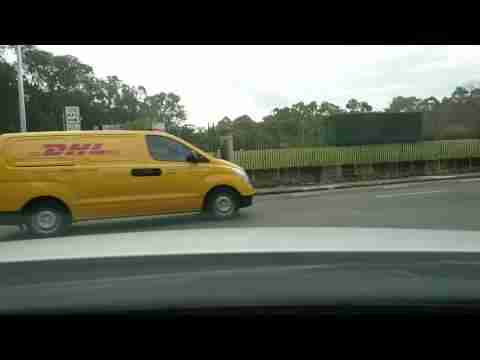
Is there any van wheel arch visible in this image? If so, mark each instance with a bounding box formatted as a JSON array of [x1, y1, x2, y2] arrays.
[[22, 196, 72, 216]]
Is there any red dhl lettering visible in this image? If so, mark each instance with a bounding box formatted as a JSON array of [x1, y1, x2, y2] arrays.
[[44, 144, 67, 156], [88, 144, 106, 155], [42, 144, 108, 156]]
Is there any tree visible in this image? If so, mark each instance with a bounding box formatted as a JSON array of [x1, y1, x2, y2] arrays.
[[124, 118, 151, 130], [452, 86, 469, 99], [0, 45, 6, 61], [9, 45, 480, 148], [471, 88, 480, 97], [0, 54, 19, 132], [346, 98, 361, 112], [417, 96, 440, 112], [143, 92, 187, 131], [232, 115, 257, 150], [201, 123, 219, 151], [385, 96, 422, 112], [216, 116, 233, 135], [346, 99, 372, 113], [21, 47, 102, 130], [319, 101, 344, 116], [0, 46, 187, 133], [359, 101, 373, 112], [269, 106, 300, 146]]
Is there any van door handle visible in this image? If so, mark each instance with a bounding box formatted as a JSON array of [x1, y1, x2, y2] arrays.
[[131, 168, 162, 177]]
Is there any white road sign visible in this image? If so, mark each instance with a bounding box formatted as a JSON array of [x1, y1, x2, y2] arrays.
[[102, 124, 124, 130], [64, 106, 81, 131]]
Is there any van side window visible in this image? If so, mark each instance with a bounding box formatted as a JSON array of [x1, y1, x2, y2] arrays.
[[146, 135, 192, 162]]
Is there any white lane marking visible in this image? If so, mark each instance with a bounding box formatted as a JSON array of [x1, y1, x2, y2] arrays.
[[375, 190, 445, 198], [289, 192, 322, 198], [459, 178, 480, 183], [383, 183, 414, 189], [289, 185, 442, 199]]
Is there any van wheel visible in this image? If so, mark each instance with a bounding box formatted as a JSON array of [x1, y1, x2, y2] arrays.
[[25, 203, 72, 238], [206, 189, 239, 220]]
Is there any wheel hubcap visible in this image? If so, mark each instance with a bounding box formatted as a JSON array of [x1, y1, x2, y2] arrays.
[[215, 195, 233, 214], [35, 210, 58, 231]]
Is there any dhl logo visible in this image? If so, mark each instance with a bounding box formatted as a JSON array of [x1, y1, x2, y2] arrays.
[[42, 144, 110, 156]]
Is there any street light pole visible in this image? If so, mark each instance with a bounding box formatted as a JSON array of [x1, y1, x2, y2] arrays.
[[16, 45, 27, 132]]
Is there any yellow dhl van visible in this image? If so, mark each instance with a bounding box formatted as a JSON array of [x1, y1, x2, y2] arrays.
[[0, 130, 255, 237]]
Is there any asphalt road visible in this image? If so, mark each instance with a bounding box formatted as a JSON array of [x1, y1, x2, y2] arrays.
[[1, 177, 480, 242], [2, 178, 480, 314]]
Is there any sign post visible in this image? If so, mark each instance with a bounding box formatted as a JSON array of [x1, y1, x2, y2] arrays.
[[220, 134, 234, 161], [16, 45, 27, 132], [64, 106, 81, 131]]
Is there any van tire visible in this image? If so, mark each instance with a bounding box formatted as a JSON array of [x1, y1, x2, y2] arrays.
[[24, 202, 72, 238], [206, 188, 239, 220]]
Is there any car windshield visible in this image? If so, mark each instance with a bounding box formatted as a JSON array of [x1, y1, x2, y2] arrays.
[[1, 44, 480, 315]]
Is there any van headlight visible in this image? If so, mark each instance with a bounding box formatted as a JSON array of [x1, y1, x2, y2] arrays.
[[232, 167, 251, 184]]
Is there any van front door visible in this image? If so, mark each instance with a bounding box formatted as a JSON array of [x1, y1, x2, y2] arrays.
[[140, 134, 208, 214], [73, 134, 159, 220]]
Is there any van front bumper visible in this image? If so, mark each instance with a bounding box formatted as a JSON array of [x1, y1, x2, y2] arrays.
[[239, 195, 253, 208], [0, 212, 23, 225]]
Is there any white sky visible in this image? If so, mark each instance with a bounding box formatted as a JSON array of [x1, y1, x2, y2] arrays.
[[39, 45, 480, 128]]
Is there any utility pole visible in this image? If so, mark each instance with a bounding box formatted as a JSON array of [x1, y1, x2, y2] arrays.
[[302, 117, 305, 146], [16, 45, 27, 132]]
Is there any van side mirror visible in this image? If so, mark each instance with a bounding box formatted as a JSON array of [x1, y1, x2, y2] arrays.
[[186, 152, 199, 163], [186, 152, 209, 163]]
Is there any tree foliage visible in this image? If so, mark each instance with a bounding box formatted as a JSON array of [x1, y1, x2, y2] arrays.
[[0, 46, 186, 134], [2, 46, 480, 151]]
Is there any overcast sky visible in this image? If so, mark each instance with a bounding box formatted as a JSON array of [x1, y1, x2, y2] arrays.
[[39, 45, 480, 128]]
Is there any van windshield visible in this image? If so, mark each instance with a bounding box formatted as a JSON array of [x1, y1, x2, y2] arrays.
[[146, 135, 192, 162]]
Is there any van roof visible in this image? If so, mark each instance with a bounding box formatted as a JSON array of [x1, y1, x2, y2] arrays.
[[0, 130, 211, 158], [0, 130, 172, 139]]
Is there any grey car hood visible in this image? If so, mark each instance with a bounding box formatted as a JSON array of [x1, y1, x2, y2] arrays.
[[1, 226, 480, 264]]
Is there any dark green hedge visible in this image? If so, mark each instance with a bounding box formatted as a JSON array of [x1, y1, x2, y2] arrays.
[[324, 112, 423, 146]]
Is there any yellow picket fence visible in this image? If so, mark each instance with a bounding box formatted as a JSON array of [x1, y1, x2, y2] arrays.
[[230, 140, 480, 170]]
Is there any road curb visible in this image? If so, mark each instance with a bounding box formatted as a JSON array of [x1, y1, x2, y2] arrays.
[[255, 173, 480, 196]]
